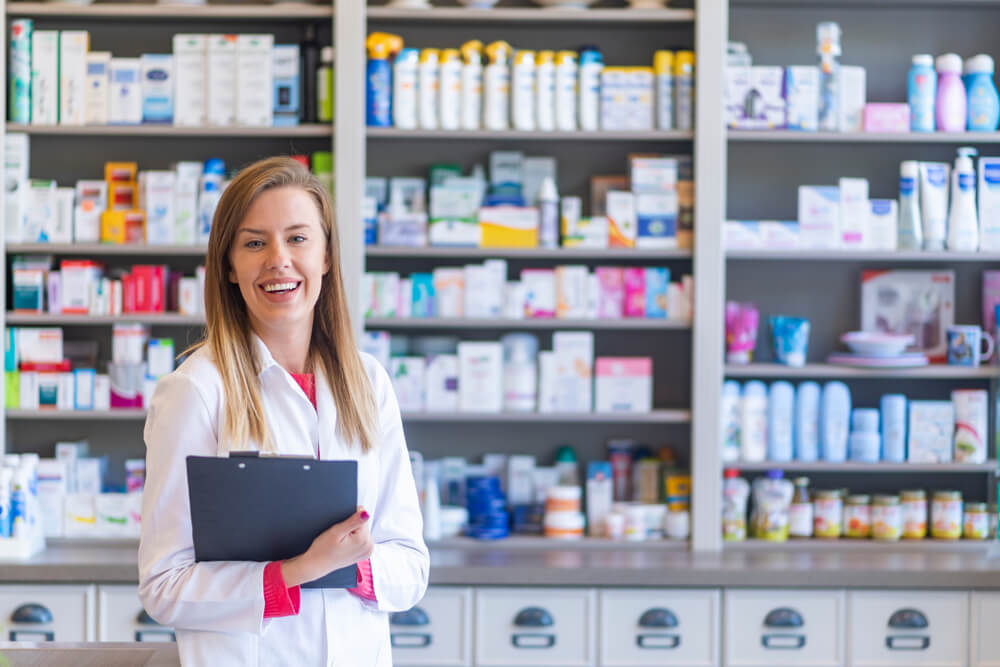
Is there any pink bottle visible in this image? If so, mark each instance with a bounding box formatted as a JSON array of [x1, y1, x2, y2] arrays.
[[936, 53, 967, 132]]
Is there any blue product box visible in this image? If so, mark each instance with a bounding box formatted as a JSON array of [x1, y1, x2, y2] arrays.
[[141, 54, 174, 124], [272, 44, 300, 127], [411, 273, 435, 318], [5, 328, 18, 373], [644, 267, 670, 318]]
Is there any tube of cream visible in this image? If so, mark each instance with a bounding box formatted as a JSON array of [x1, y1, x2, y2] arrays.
[[919, 161, 950, 250]]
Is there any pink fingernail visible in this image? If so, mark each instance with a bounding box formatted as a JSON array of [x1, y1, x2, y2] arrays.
[[361, 511, 370, 521]]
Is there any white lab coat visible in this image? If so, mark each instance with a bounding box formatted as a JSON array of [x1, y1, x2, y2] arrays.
[[138, 335, 429, 666]]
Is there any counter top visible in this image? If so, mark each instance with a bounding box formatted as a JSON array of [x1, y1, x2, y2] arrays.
[[0, 642, 178, 666]]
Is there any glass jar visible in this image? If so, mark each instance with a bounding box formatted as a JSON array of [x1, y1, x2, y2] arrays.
[[789, 477, 813, 538], [931, 490, 963, 540], [813, 490, 843, 539], [872, 494, 902, 541], [901, 489, 927, 539], [844, 494, 872, 538], [964, 502, 990, 540]]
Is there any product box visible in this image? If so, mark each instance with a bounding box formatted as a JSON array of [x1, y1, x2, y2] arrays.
[[839, 65, 866, 132], [979, 157, 1000, 251], [536, 351, 557, 413], [600, 67, 629, 131], [862, 103, 909, 133], [236, 34, 274, 127], [607, 191, 637, 248], [556, 266, 589, 319], [861, 270, 955, 362], [907, 400, 955, 463], [432, 267, 464, 318], [108, 58, 143, 125], [22, 180, 57, 243], [9, 19, 31, 124], [626, 67, 655, 131], [797, 185, 840, 248], [360, 331, 390, 370], [172, 34, 207, 127], [522, 157, 557, 207], [591, 175, 628, 217], [53, 187, 74, 243], [140, 171, 176, 245], [982, 271, 1000, 354], [174, 162, 200, 245], [13, 269, 44, 312], [784, 66, 819, 131], [30, 30, 59, 125], [726, 65, 785, 129], [521, 269, 556, 319], [758, 221, 800, 249], [74, 369, 95, 410], [396, 278, 411, 318], [489, 151, 524, 193], [37, 459, 68, 537], [504, 281, 526, 319], [390, 357, 426, 412], [595, 266, 625, 318], [953, 389, 988, 463], [595, 357, 652, 412], [868, 199, 899, 251], [367, 272, 397, 318], [272, 44, 300, 127], [645, 267, 670, 318], [464, 264, 502, 318], [838, 177, 869, 248], [206, 34, 238, 126], [623, 267, 646, 318], [63, 493, 96, 537], [59, 30, 89, 126], [378, 213, 428, 247], [4, 133, 30, 244], [458, 342, 503, 412], [84, 51, 111, 125], [19, 328, 63, 364], [553, 331, 594, 413], [140, 54, 174, 124], [635, 192, 678, 249], [411, 273, 435, 318], [429, 182, 481, 247], [425, 354, 459, 412], [479, 206, 539, 248]]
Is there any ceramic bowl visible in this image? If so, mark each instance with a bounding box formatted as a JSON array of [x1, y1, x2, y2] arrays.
[[840, 331, 914, 357]]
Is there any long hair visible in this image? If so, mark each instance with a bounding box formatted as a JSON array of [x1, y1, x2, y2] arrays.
[[191, 156, 376, 453]]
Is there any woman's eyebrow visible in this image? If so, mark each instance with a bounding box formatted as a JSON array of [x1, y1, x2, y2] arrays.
[[237, 223, 311, 236]]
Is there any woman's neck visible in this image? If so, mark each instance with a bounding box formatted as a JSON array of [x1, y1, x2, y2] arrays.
[[253, 321, 313, 374]]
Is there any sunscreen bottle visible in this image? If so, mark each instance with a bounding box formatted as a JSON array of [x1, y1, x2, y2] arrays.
[[654, 50, 675, 130], [460, 40, 483, 131], [578, 46, 603, 131], [483, 41, 511, 131], [392, 48, 419, 130], [512, 50, 537, 131], [438, 48, 462, 131], [555, 50, 578, 131], [418, 48, 440, 130], [365, 32, 403, 128], [536, 50, 556, 132], [674, 50, 695, 131]]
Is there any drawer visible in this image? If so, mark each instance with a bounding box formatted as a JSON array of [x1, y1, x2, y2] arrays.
[[971, 592, 1000, 667], [599, 589, 719, 666], [0, 584, 95, 642], [475, 587, 596, 667], [724, 589, 844, 667], [390, 587, 472, 667], [97, 585, 175, 643], [848, 591, 967, 667]]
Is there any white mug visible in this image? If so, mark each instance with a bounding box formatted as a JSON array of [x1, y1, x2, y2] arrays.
[[947, 325, 995, 367]]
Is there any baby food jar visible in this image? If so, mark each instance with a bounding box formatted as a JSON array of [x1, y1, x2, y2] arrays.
[[901, 489, 927, 539], [931, 490, 963, 540], [844, 494, 872, 538], [813, 490, 843, 538], [963, 502, 990, 540], [872, 494, 902, 541]]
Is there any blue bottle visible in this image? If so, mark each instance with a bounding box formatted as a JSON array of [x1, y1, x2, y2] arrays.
[[794, 382, 821, 461], [880, 394, 907, 462], [767, 381, 795, 462], [908, 54, 937, 132], [366, 33, 401, 128], [820, 381, 851, 462], [965, 54, 1000, 132]]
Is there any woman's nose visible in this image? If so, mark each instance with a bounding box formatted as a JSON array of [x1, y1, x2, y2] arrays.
[[265, 242, 291, 269]]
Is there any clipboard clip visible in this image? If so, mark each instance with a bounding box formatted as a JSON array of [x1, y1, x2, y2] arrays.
[[229, 451, 260, 458]]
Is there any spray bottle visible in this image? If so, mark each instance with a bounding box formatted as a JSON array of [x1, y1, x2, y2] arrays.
[[483, 41, 512, 131], [512, 50, 537, 131], [816, 22, 841, 132], [538, 177, 559, 248], [578, 46, 603, 131], [418, 49, 440, 130], [654, 50, 675, 130], [392, 48, 419, 129], [555, 50, 578, 131], [674, 50, 696, 131], [536, 50, 556, 132], [366, 32, 403, 127], [460, 40, 483, 131], [947, 146, 980, 251], [438, 48, 462, 131]]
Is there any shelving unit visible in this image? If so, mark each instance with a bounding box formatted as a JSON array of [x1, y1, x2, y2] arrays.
[[727, 539, 997, 553], [6, 2, 334, 19], [729, 461, 998, 473], [366, 246, 693, 260], [5, 314, 205, 326], [366, 128, 694, 141], [728, 130, 1000, 143], [401, 409, 692, 424], [364, 317, 691, 331], [727, 249, 1000, 262], [725, 363, 1000, 379], [8, 244, 207, 257], [6, 123, 333, 137], [365, 6, 696, 23]]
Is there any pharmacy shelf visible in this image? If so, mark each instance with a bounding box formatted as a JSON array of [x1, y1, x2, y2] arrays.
[[6, 409, 147, 421], [724, 363, 1000, 379], [727, 249, 1000, 262], [366, 246, 693, 260], [732, 0, 1000, 7], [8, 243, 207, 257], [365, 317, 691, 330], [366, 128, 694, 142], [401, 409, 691, 424], [5, 124, 332, 138], [366, 6, 695, 23], [726, 539, 997, 553], [5, 313, 204, 326], [427, 536, 690, 551], [4, 3, 334, 19], [728, 130, 1000, 143], [729, 461, 998, 473]]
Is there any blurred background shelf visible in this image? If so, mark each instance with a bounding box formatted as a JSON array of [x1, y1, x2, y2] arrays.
[[7, 243, 207, 256], [726, 249, 1000, 262], [724, 363, 1000, 379], [6, 313, 204, 326], [729, 461, 998, 473], [400, 409, 692, 424], [4, 3, 334, 19], [366, 246, 693, 260], [366, 6, 696, 23], [366, 128, 694, 141], [365, 317, 691, 330], [6, 123, 333, 137]]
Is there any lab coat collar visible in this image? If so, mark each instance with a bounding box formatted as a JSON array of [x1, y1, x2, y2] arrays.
[[251, 333, 280, 377]]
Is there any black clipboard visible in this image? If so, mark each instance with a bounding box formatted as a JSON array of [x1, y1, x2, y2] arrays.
[[186, 455, 358, 588]]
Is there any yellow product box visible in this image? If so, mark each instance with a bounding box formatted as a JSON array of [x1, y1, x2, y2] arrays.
[[5, 371, 19, 409], [664, 473, 691, 511], [101, 210, 146, 244], [109, 182, 137, 211], [479, 206, 539, 248], [104, 161, 137, 183]]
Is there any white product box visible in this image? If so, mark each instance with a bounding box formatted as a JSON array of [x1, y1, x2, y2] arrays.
[[31, 31, 59, 125], [23, 180, 57, 243], [868, 199, 899, 250], [74, 369, 95, 410], [600, 67, 628, 131], [4, 133, 30, 243], [108, 58, 143, 124], [37, 459, 68, 537], [55, 441, 88, 493], [553, 331, 594, 412], [759, 221, 801, 249], [798, 185, 840, 248], [140, 170, 176, 245], [838, 177, 870, 248], [425, 354, 459, 412], [53, 187, 74, 243], [483, 259, 507, 318], [58, 31, 89, 126], [57, 372, 74, 410], [784, 66, 819, 130], [172, 34, 207, 127], [84, 51, 111, 125], [908, 400, 954, 463], [595, 357, 653, 413], [206, 34, 238, 126], [839, 65, 867, 132], [94, 374, 111, 411], [147, 339, 174, 379], [979, 157, 1000, 251], [73, 181, 106, 244], [861, 270, 955, 362], [371, 272, 400, 318], [607, 190, 637, 248], [521, 269, 556, 318], [391, 357, 426, 412], [179, 278, 199, 315], [140, 54, 174, 124], [458, 342, 503, 412], [464, 264, 495, 318], [63, 493, 96, 537], [556, 265, 589, 319], [19, 328, 63, 363], [725, 65, 785, 129], [396, 278, 412, 318], [19, 371, 39, 409], [626, 67, 655, 131], [522, 157, 557, 208], [76, 458, 102, 495], [173, 171, 199, 245], [507, 455, 536, 506], [537, 350, 557, 413], [236, 34, 274, 127], [361, 331, 390, 370], [433, 267, 464, 317], [503, 281, 526, 319]]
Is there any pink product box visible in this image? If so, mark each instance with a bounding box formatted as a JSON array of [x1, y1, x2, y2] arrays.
[[863, 103, 910, 133], [595, 267, 625, 319], [595, 357, 653, 413], [623, 268, 646, 318]]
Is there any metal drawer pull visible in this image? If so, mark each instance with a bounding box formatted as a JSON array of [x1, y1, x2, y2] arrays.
[[762, 607, 805, 650], [136, 629, 176, 643], [886, 608, 930, 651], [888, 608, 928, 629], [391, 633, 432, 648], [390, 607, 430, 627], [637, 607, 680, 649], [512, 607, 555, 649], [9, 603, 55, 641]]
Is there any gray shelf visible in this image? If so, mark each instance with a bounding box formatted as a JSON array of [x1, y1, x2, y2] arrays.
[[6, 409, 147, 421], [366, 6, 695, 23], [725, 363, 1000, 379], [366, 246, 693, 260], [727, 249, 1000, 262], [6, 313, 204, 326], [729, 461, 998, 473], [5, 2, 334, 18], [401, 409, 691, 424], [728, 130, 1000, 143], [367, 128, 694, 142], [727, 539, 998, 553], [5, 123, 332, 138], [427, 536, 689, 551], [365, 317, 691, 330], [8, 243, 207, 257]]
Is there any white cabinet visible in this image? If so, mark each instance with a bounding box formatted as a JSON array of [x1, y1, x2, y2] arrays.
[[0, 584, 95, 642], [475, 587, 597, 667], [971, 592, 1000, 667], [391, 586, 472, 667], [723, 589, 845, 667], [847, 591, 967, 667], [599, 589, 719, 666], [97, 585, 175, 643]]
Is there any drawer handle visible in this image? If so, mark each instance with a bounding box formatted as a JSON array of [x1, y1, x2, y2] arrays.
[[888, 608, 929, 630], [762, 633, 806, 650], [764, 607, 804, 629], [390, 607, 430, 627], [9, 630, 55, 642], [638, 607, 679, 629], [886, 635, 930, 651], [11, 603, 53, 625], [637, 633, 680, 649], [391, 632, 432, 648], [137, 609, 163, 626], [136, 629, 176, 643], [513, 607, 554, 628], [512, 632, 556, 649]]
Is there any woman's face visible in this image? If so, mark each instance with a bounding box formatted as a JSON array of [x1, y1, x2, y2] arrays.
[[228, 186, 330, 339]]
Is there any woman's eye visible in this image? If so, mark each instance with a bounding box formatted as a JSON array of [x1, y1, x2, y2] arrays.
[[246, 240, 263, 249], [291, 235, 307, 243]]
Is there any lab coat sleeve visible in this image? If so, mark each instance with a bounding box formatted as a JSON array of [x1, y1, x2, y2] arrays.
[[138, 371, 270, 634], [368, 363, 430, 612]]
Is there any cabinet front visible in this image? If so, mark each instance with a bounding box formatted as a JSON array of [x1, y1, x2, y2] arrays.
[[391, 586, 472, 667], [97, 585, 175, 643], [0, 584, 95, 642], [848, 591, 967, 667]]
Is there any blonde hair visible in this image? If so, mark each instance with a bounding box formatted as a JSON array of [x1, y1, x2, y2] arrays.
[[191, 156, 377, 453]]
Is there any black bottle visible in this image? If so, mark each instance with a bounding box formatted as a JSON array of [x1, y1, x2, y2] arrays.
[[300, 24, 320, 123]]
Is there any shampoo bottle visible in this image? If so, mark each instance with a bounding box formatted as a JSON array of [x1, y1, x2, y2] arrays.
[[898, 160, 923, 249], [965, 54, 1000, 132], [392, 48, 419, 130], [512, 50, 537, 131], [536, 50, 556, 132], [578, 46, 604, 131], [418, 49, 440, 130], [935, 53, 967, 132], [654, 50, 675, 130], [820, 381, 851, 462], [483, 41, 511, 131], [767, 381, 795, 462], [460, 40, 483, 131], [438, 48, 462, 131], [794, 381, 820, 462], [365, 32, 402, 128], [741, 380, 768, 463], [555, 50, 578, 131], [947, 146, 980, 251], [919, 161, 950, 250], [908, 54, 937, 132]]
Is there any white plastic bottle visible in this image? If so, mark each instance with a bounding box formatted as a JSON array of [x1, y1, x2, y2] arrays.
[[898, 160, 923, 249], [948, 146, 980, 250], [675, 51, 695, 131], [740, 381, 768, 463], [438, 48, 462, 131], [536, 50, 556, 132], [512, 50, 537, 131], [538, 177, 559, 248], [721, 380, 742, 463], [555, 50, 578, 131], [460, 40, 483, 131], [483, 41, 511, 131], [654, 50, 675, 130], [578, 46, 603, 131], [422, 474, 442, 541], [418, 48, 440, 130], [392, 48, 419, 130]]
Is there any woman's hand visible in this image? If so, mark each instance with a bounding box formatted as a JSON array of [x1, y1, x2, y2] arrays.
[[280, 508, 374, 587]]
